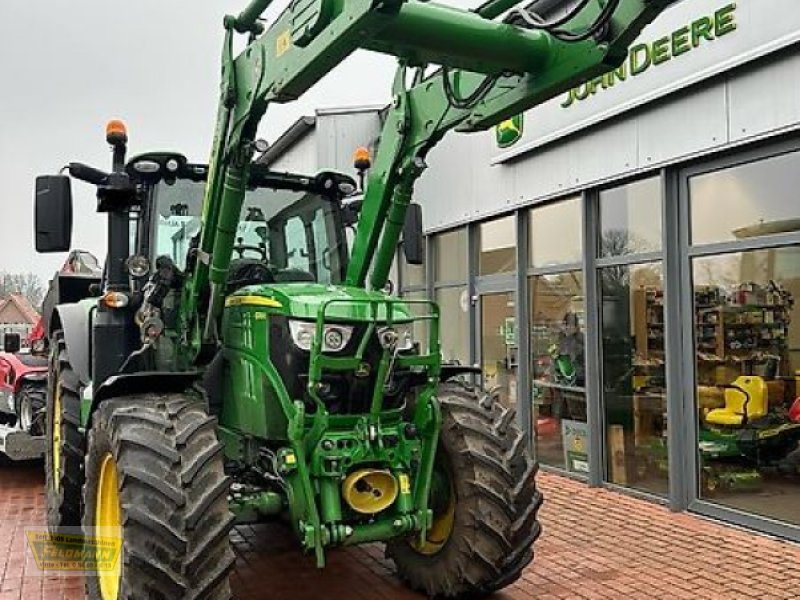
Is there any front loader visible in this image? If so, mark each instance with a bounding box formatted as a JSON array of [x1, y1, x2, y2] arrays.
[[34, 1, 673, 598]]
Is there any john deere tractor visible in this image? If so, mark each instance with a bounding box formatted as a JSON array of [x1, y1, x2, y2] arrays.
[[34, 0, 672, 598]]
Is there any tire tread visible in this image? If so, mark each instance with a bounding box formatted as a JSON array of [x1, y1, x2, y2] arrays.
[[387, 381, 543, 599]]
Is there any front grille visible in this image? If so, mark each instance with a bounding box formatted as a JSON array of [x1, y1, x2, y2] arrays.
[[269, 316, 410, 415]]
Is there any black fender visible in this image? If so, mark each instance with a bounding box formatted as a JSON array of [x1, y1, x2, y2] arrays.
[[441, 364, 481, 382], [17, 372, 48, 388], [89, 371, 202, 425], [52, 303, 95, 389], [405, 364, 482, 388]]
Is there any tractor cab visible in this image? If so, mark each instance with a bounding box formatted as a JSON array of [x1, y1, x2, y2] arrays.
[[132, 153, 355, 291], [118, 152, 357, 296]]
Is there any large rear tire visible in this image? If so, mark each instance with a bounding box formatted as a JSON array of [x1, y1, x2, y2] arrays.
[[387, 381, 542, 598], [83, 394, 235, 600], [45, 331, 84, 532]]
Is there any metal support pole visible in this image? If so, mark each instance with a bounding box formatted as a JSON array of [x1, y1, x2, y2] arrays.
[[662, 167, 687, 512], [515, 210, 532, 447], [582, 190, 604, 487]]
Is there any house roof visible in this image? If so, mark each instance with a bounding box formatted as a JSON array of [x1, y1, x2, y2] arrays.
[[0, 294, 40, 325]]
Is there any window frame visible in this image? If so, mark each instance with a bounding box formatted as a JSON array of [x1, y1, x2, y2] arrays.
[[678, 136, 800, 541]]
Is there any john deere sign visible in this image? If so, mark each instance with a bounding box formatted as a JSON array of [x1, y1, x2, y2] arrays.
[[496, 115, 524, 148], [561, 3, 737, 108], [489, 0, 800, 164]]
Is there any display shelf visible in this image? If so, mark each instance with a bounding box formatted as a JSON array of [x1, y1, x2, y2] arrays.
[[694, 283, 793, 385]]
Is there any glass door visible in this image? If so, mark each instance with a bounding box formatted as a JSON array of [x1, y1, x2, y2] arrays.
[[479, 292, 518, 406]]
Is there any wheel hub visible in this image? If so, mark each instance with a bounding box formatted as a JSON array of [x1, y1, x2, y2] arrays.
[[19, 395, 32, 431]]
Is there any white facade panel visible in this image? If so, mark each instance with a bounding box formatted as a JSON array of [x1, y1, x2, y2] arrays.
[[316, 111, 384, 174], [269, 131, 317, 174], [566, 120, 641, 191], [268, 109, 384, 175], [636, 81, 728, 167], [728, 49, 800, 143], [417, 129, 514, 229]]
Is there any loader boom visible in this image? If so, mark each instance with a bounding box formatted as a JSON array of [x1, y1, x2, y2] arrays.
[[182, 0, 673, 358]]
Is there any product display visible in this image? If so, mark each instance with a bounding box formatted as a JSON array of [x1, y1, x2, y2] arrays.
[[694, 281, 800, 496], [631, 287, 669, 482]]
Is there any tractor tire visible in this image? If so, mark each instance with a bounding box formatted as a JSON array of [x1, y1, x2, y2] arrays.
[[387, 381, 542, 599], [17, 381, 46, 436], [83, 394, 235, 600], [45, 331, 84, 532]]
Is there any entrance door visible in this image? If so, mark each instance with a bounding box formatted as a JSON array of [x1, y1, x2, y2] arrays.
[[479, 292, 518, 406]]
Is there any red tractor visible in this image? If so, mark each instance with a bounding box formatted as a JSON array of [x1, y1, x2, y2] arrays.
[[0, 333, 48, 460]]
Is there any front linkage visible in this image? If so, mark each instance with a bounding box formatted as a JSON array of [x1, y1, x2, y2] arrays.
[[266, 297, 441, 567]]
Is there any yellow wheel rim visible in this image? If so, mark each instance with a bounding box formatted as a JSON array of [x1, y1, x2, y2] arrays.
[[413, 464, 455, 556], [96, 453, 122, 600], [415, 494, 455, 555], [52, 385, 62, 487]]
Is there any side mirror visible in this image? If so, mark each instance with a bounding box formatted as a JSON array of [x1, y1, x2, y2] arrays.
[[342, 199, 363, 227], [3, 333, 21, 354], [35, 175, 73, 253], [402, 203, 424, 266]]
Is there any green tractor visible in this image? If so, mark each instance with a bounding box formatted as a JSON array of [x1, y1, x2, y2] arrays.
[[34, 1, 672, 598]]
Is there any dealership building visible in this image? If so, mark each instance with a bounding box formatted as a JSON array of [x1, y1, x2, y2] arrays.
[[262, 0, 800, 540]]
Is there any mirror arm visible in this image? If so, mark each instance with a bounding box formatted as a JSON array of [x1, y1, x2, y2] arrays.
[[68, 162, 110, 186]]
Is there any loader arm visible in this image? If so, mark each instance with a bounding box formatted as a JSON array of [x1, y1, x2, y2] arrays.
[[183, 0, 673, 357]]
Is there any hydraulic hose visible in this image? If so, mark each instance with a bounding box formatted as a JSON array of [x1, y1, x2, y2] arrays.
[[230, 0, 275, 34], [475, 0, 527, 19]]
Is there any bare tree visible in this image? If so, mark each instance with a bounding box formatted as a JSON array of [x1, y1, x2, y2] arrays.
[[0, 272, 45, 308]]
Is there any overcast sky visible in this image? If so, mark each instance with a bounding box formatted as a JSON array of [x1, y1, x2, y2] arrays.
[[0, 0, 478, 286]]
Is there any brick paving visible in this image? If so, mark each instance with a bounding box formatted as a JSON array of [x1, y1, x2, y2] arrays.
[[2, 458, 800, 599]]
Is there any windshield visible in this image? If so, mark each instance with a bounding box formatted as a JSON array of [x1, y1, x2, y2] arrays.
[[152, 179, 348, 285]]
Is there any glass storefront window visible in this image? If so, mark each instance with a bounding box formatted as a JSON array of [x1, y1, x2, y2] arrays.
[[400, 239, 426, 289], [599, 177, 662, 258], [402, 290, 430, 354], [530, 197, 583, 268], [436, 287, 470, 364], [691, 151, 800, 245], [600, 262, 668, 495], [692, 247, 800, 525], [530, 272, 587, 473], [479, 216, 516, 275], [480, 292, 517, 406], [434, 228, 467, 283]]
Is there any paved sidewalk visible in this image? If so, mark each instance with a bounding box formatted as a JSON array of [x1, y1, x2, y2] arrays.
[[2, 459, 800, 599]]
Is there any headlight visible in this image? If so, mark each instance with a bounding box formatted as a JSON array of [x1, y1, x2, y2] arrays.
[[377, 323, 415, 352], [288, 320, 354, 352]]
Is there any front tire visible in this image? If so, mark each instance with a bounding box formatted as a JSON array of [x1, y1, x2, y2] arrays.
[[387, 382, 542, 598], [83, 394, 235, 600]]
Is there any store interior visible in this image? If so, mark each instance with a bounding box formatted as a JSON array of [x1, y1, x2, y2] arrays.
[[692, 248, 800, 525]]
